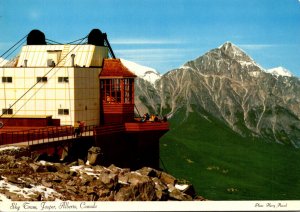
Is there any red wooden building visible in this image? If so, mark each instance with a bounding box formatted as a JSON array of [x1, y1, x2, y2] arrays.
[[99, 58, 136, 124], [96, 58, 169, 169]]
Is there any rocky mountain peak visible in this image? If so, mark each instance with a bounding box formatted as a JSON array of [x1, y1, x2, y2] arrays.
[[218, 42, 253, 63], [180, 41, 262, 78]]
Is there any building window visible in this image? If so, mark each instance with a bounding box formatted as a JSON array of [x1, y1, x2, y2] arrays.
[[2, 77, 12, 83], [58, 109, 69, 115], [58, 77, 69, 83], [100, 78, 134, 104], [100, 79, 121, 103], [2, 108, 13, 114], [37, 77, 47, 83], [124, 78, 134, 103], [112, 79, 121, 103]]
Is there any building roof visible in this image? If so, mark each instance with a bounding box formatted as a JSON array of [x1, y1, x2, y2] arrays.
[[100, 59, 137, 78], [16, 44, 108, 68]]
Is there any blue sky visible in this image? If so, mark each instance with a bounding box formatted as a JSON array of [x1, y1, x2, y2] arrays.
[[0, 0, 300, 76]]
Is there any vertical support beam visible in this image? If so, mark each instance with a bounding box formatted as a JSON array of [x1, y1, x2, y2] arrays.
[[131, 78, 135, 104], [121, 79, 124, 104], [100, 79, 102, 103], [103, 79, 106, 102], [109, 79, 112, 100]]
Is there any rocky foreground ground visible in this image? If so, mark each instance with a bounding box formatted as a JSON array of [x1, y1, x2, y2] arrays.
[[0, 146, 205, 201]]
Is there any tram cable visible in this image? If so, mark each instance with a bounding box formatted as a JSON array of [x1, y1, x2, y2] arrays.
[[67, 37, 88, 44], [46, 38, 63, 45], [0, 35, 88, 128], [0, 30, 115, 128], [2, 40, 26, 62], [0, 34, 27, 64], [0, 34, 28, 128]]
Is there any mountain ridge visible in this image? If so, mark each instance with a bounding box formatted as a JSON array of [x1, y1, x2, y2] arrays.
[[130, 42, 300, 200], [266, 66, 294, 77], [121, 58, 161, 85], [133, 42, 300, 147]]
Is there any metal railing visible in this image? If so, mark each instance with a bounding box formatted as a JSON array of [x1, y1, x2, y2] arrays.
[[74, 125, 95, 137], [0, 121, 169, 147], [0, 125, 96, 146]]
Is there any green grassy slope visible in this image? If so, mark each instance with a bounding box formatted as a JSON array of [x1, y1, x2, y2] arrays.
[[160, 109, 300, 200]]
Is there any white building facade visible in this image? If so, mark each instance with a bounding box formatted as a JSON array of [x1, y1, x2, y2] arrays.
[[0, 44, 108, 126]]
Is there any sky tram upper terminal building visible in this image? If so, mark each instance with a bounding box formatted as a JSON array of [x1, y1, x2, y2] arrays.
[[0, 29, 110, 126], [0, 29, 169, 169]]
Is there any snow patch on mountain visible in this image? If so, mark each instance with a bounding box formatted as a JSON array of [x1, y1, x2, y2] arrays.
[[180, 65, 191, 70], [121, 59, 161, 84], [266, 66, 293, 77], [219, 42, 250, 60]]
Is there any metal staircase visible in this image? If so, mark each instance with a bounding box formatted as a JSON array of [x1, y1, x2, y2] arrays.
[[59, 45, 70, 66]]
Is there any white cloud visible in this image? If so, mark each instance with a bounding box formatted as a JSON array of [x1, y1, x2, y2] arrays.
[[115, 48, 196, 61], [111, 39, 183, 45], [238, 44, 275, 50], [114, 48, 199, 72], [116, 48, 182, 54]]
